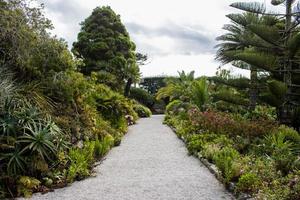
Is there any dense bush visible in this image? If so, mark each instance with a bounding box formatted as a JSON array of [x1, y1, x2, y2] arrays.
[[188, 108, 278, 139], [133, 103, 152, 118], [129, 87, 155, 108], [166, 100, 186, 115], [236, 173, 261, 193], [213, 147, 240, 183]]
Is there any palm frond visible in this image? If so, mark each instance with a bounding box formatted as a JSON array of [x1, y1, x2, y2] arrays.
[[190, 78, 208, 110]]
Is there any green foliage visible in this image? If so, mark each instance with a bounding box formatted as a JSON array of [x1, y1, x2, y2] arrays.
[[236, 173, 261, 193], [67, 141, 96, 182], [0, 2, 73, 80], [287, 33, 300, 58], [213, 147, 240, 183], [244, 105, 277, 120], [201, 144, 221, 162], [166, 100, 185, 115], [158, 72, 209, 112], [18, 120, 60, 161], [92, 135, 115, 158], [230, 2, 266, 14], [190, 78, 209, 110], [72, 6, 138, 90], [0, 1, 135, 198], [129, 87, 155, 108], [17, 176, 40, 198], [263, 127, 300, 174], [260, 80, 288, 107], [156, 71, 195, 101], [139, 76, 167, 95], [133, 103, 152, 118], [0, 94, 66, 177]]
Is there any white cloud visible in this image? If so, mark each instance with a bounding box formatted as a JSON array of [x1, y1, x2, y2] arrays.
[[37, 0, 281, 78]]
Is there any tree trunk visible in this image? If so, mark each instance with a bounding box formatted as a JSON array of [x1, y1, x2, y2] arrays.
[[249, 67, 258, 111], [280, 0, 293, 125], [124, 78, 132, 97]]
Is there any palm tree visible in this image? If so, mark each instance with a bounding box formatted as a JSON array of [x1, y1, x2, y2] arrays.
[[156, 71, 209, 110], [156, 71, 195, 101]]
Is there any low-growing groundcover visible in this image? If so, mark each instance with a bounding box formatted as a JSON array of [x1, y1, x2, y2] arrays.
[[165, 107, 300, 200]]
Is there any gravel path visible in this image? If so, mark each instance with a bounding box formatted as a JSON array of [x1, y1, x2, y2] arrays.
[[28, 115, 233, 200]]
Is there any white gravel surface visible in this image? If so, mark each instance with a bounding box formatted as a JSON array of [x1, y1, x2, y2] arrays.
[[28, 115, 233, 200]]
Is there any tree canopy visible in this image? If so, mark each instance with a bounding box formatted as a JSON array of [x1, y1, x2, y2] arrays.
[[72, 6, 139, 91]]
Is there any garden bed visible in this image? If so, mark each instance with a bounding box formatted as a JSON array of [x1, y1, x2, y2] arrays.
[[165, 108, 300, 200]]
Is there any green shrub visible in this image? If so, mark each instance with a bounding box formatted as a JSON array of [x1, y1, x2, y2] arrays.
[[17, 176, 40, 198], [213, 147, 240, 183], [186, 133, 213, 153], [236, 173, 261, 193], [263, 129, 298, 174], [189, 109, 278, 138], [230, 156, 252, 181], [251, 158, 279, 184], [257, 180, 291, 200], [97, 134, 115, 158], [202, 144, 221, 162], [113, 133, 122, 146], [129, 87, 155, 108], [67, 141, 96, 182], [133, 103, 152, 118], [187, 137, 204, 155], [18, 120, 61, 161], [244, 105, 277, 121], [166, 100, 186, 115]]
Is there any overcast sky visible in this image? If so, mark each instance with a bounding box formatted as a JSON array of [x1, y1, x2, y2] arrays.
[[37, 0, 280, 78]]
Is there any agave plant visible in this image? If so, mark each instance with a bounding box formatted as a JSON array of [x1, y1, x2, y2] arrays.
[[0, 146, 26, 175], [18, 120, 59, 161]]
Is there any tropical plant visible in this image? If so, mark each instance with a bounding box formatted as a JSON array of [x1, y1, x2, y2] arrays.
[[18, 120, 60, 161], [226, 1, 300, 126], [157, 71, 209, 110]]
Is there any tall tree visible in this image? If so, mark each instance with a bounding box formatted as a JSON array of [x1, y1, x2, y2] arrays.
[[0, 0, 74, 80], [72, 6, 139, 92], [229, 1, 300, 125], [216, 12, 273, 110]]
